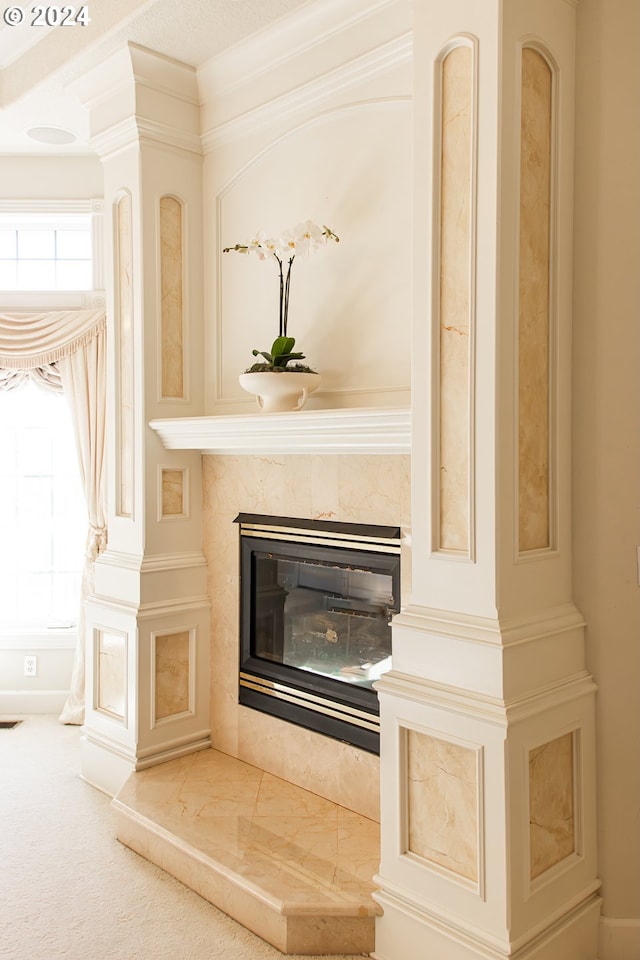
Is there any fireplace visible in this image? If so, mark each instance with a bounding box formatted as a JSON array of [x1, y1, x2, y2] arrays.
[[235, 514, 401, 753]]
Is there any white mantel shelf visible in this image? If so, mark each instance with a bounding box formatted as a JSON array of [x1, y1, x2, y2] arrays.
[[150, 407, 411, 456]]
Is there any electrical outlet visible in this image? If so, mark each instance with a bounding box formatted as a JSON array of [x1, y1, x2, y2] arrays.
[[24, 655, 37, 677]]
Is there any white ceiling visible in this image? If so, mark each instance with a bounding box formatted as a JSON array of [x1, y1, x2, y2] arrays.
[[0, 0, 311, 154]]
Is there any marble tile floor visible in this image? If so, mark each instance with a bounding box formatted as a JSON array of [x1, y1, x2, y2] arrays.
[[113, 748, 381, 956]]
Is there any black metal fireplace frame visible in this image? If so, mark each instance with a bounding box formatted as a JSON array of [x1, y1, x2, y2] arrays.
[[235, 514, 401, 754]]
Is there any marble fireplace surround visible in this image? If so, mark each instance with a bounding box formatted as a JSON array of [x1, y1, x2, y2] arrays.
[[151, 408, 411, 822]]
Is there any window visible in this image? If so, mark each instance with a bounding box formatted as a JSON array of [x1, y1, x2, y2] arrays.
[[0, 215, 93, 291], [0, 382, 86, 627]]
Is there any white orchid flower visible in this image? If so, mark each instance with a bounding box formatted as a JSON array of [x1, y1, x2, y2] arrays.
[[294, 220, 326, 256], [243, 231, 267, 259], [223, 220, 340, 341], [277, 227, 299, 260]]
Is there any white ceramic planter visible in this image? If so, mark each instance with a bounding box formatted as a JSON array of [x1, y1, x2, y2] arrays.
[[239, 371, 321, 413]]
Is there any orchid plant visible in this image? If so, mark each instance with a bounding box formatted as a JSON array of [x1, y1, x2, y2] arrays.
[[223, 220, 339, 372]]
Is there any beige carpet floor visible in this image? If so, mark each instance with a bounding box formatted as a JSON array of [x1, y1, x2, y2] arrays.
[[0, 716, 368, 960]]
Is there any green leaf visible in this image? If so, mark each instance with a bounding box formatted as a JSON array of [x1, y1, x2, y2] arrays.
[[252, 350, 273, 363], [275, 352, 305, 368], [271, 336, 295, 357]]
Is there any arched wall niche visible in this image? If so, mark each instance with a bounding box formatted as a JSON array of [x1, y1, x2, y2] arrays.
[[158, 194, 186, 402], [213, 99, 412, 410], [431, 35, 478, 558], [516, 41, 558, 556], [113, 189, 134, 519]]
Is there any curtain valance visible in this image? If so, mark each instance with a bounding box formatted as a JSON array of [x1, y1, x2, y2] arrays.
[[0, 309, 106, 369]]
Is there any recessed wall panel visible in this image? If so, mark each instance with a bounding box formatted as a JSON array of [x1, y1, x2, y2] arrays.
[[438, 44, 474, 554], [518, 48, 553, 552], [406, 729, 479, 882], [529, 732, 575, 878], [160, 196, 185, 399], [160, 467, 187, 519], [116, 193, 134, 518], [155, 630, 191, 721], [97, 629, 127, 719], [218, 101, 411, 405]]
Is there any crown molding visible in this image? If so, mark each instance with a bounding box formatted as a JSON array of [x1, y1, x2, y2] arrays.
[[202, 40, 411, 153], [198, 0, 411, 150], [199, 0, 402, 96]]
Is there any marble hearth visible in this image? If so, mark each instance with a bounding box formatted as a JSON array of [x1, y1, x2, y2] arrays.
[[140, 411, 411, 952], [114, 748, 380, 955]]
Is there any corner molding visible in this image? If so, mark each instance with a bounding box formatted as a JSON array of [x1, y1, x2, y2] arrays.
[[149, 407, 411, 455]]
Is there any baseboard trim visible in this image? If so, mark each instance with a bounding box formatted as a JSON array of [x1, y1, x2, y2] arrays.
[[598, 916, 640, 960], [0, 690, 68, 715]]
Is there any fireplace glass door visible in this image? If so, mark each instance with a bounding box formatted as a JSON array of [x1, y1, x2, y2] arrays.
[[237, 514, 401, 753], [253, 554, 393, 687]]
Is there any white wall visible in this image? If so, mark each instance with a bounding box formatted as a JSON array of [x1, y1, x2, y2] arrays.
[[573, 0, 640, 952], [0, 155, 102, 199], [0, 631, 76, 715]]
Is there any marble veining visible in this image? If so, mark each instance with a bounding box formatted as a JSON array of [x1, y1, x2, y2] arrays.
[[529, 732, 575, 879], [518, 47, 552, 552], [406, 729, 478, 882], [98, 629, 126, 719], [160, 196, 184, 399], [202, 453, 411, 822], [439, 43, 473, 554], [161, 467, 185, 517], [154, 630, 190, 720], [116, 193, 133, 518], [114, 748, 381, 917]]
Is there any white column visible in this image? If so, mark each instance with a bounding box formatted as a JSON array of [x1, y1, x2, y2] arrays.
[[69, 46, 210, 795], [375, 1, 600, 958]]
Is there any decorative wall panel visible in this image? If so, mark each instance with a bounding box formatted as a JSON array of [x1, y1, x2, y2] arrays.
[[97, 628, 127, 719], [529, 732, 575, 879], [154, 630, 191, 721], [160, 467, 187, 519], [437, 43, 474, 555], [518, 48, 553, 552], [217, 101, 411, 406], [116, 192, 134, 518], [159, 196, 185, 399], [406, 728, 478, 882]]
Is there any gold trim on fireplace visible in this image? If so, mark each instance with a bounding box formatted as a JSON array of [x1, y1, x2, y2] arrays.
[[239, 672, 380, 732], [240, 522, 401, 555]]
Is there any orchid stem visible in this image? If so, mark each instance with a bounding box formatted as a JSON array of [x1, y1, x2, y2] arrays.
[[283, 256, 294, 338], [276, 255, 284, 338]]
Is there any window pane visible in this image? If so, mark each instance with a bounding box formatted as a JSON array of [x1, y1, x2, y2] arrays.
[[55, 259, 92, 290], [0, 383, 85, 627], [0, 574, 18, 620], [17, 573, 52, 620], [17, 229, 55, 258], [0, 478, 17, 519], [17, 428, 53, 473], [18, 528, 51, 570], [0, 229, 16, 258], [17, 259, 56, 290], [56, 230, 91, 259], [0, 260, 17, 289]]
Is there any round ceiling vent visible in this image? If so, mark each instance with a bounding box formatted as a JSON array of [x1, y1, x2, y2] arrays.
[[26, 126, 77, 145]]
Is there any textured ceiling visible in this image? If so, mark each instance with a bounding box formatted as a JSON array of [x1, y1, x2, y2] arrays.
[[0, 0, 312, 153]]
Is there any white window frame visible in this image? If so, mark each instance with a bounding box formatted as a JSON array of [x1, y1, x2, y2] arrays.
[[0, 198, 105, 311]]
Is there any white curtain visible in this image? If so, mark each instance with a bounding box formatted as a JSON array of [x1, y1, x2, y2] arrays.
[[0, 310, 107, 725]]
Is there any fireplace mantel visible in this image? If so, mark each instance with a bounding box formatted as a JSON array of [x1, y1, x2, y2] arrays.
[[150, 407, 410, 455]]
